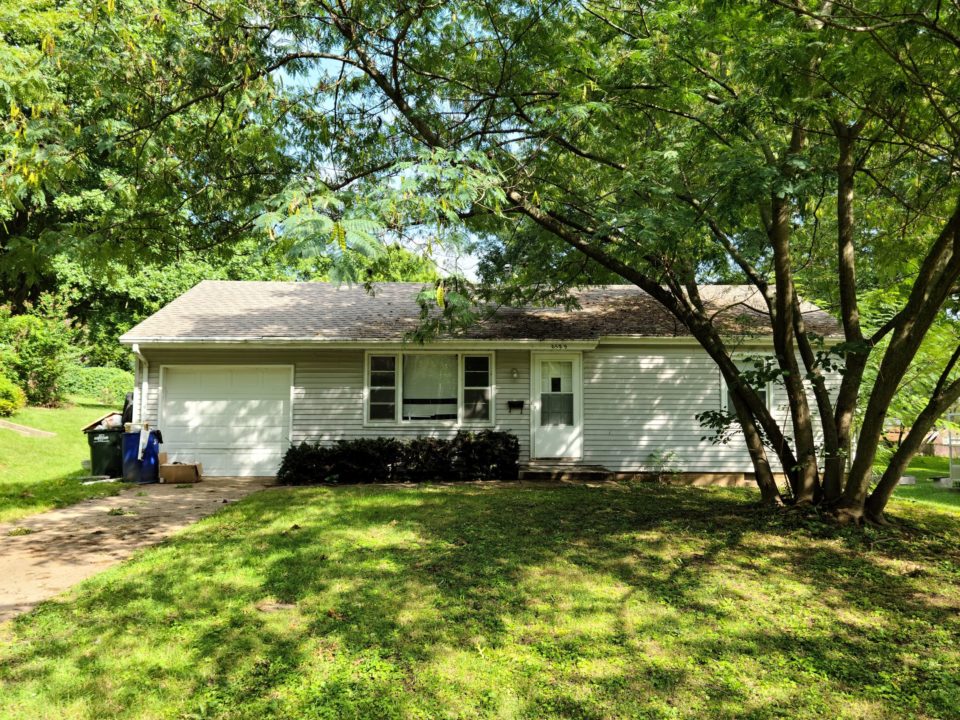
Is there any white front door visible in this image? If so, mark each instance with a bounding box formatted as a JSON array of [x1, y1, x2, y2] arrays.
[[532, 353, 583, 459]]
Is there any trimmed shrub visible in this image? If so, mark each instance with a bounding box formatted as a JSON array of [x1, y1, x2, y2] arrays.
[[456, 429, 520, 481], [326, 437, 404, 484], [277, 442, 334, 485], [0, 375, 26, 417], [62, 366, 134, 405], [277, 431, 520, 485], [400, 436, 458, 482]]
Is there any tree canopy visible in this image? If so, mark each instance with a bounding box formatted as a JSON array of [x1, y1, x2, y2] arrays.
[[1, 0, 439, 364], [4, 0, 959, 521]]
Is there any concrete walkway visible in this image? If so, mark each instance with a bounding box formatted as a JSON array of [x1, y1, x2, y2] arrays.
[[0, 477, 271, 622]]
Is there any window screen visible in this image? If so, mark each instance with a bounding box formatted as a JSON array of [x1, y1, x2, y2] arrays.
[[402, 355, 458, 420], [368, 356, 397, 421], [463, 355, 491, 421]]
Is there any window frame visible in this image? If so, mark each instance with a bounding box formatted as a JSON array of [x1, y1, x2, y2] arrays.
[[721, 356, 773, 413], [364, 350, 496, 427], [366, 353, 399, 423]]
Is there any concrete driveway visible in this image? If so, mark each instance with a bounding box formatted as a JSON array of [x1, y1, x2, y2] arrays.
[[0, 477, 271, 622]]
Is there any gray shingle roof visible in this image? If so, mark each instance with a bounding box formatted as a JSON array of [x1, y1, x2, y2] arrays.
[[119, 280, 841, 343]]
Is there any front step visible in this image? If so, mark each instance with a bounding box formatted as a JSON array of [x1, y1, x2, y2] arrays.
[[519, 462, 613, 482]]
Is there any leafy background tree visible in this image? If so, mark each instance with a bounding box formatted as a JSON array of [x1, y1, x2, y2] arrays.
[[1, 0, 439, 398]]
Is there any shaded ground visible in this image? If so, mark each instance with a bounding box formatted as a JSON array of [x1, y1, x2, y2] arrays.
[[1, 482, 957, 719], [0, 477, 270, 621], [0, 399, 125, 523]]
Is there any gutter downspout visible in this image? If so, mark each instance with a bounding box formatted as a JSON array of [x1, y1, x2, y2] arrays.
[[131, 343, 148, 425]]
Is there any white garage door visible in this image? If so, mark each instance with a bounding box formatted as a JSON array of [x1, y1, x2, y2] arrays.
[[160, 366, 292, 476]]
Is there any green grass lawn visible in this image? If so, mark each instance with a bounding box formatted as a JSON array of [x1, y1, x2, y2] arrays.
[[899, 455, 950, 481], [885, 456, 960, 513], [2, 483, 958, 719], [0, 399, 127, 523]]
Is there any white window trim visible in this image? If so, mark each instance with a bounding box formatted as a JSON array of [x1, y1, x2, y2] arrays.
[[363, 350, 496, 427]]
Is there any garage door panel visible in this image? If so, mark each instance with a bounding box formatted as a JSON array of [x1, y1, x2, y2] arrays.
[[165, 449, 281, 477], [162, 399, 287, 426], [163, 425, 288, 446], [160, 366, 291, 477], [164, 369, 290, 398]]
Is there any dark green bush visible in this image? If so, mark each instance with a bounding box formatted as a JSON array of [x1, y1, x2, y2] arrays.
[[327, 437, 403, 484], [277, 431, 520, 485], [0, 375, 26, 417], [399, 436, 458, 481], [456, 429, 521, 481], [62, 366, 134, 405], [277, 442, 333, 485]]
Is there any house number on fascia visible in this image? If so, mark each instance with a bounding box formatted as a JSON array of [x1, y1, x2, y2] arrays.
[[550, 343, 568, 350]]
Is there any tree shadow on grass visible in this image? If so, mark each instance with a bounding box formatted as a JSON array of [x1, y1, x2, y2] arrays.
[[2, 483, 959, 719], [0, 472, 125, 522]]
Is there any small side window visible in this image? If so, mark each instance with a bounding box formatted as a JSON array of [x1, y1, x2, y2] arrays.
[[463, 355, 491, 421], [726, 360, 769, 411], [368, 355, 397, 421]]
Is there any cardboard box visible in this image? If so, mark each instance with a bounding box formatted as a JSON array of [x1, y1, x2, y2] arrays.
[[158, 451, 169, 465], [159, 463, 202, 484]]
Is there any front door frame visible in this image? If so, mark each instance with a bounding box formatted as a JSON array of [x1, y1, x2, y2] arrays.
[[530, 351, 584, 459]]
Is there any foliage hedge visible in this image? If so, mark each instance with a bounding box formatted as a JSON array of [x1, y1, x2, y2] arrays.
[[0, 312, 74, 406], [0, 375, 26, 417], [277, 430, 520, 485], [62, 366, 134, 405]]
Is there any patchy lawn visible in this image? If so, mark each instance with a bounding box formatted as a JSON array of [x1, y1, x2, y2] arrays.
[[1, 483, 958, 719], [0, 399, 126, 523]]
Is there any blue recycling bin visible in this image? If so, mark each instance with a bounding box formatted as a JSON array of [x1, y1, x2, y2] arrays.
[[122, 430, 161, 484]]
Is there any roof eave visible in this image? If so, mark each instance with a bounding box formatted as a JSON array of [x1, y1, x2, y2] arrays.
[[118, 336, 603, 350]]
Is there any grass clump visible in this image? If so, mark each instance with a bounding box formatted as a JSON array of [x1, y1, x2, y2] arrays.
[[0, 400, 127, 523]]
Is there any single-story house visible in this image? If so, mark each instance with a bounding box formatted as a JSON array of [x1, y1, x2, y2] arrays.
[[119, 281, 841, 479]]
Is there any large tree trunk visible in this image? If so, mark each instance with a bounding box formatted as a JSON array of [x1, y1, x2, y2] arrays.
[[681, 311, 802, 483], [728, 388, 783, 505], [792, 295, 843, 499], [841, 201, 960, 517], [824, 124, 867, 502], [769, 195, 821, 503], [865, 347, 960, 520]]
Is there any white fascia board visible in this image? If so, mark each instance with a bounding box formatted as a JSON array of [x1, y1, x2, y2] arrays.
[[595, 334, 844, 348], [119, 337, 601, 351], [596, 335, 774, 347]]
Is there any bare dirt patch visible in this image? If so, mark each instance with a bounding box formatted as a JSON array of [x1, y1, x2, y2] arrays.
[[0, 477, 271, 622], [0, 419, 56, 438]]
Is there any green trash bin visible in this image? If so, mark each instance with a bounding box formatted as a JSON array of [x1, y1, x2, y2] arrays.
[[85, 428, 124, 478]]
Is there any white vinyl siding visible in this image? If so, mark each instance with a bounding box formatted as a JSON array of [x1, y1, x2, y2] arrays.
[[143, 348, 531, 466], [581, 347, 741, 472], [139, 344, 834, 477], [581, 346, 833, 473]]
